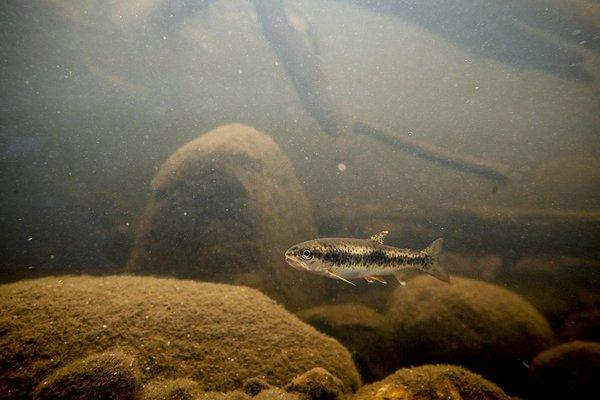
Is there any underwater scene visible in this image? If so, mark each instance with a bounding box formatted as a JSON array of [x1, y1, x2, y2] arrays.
[[1, 1, 599, 399]]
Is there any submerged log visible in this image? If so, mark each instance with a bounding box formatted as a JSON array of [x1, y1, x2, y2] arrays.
[[253, 0, 509, 184], [353, 122, 509, 184], [253, 0, 346, 138]]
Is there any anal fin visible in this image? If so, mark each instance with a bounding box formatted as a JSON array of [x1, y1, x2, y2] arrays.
[[394, 271, 407, 286]]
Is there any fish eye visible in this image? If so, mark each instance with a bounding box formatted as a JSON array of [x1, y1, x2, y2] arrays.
[[300, 249, 313, 260]]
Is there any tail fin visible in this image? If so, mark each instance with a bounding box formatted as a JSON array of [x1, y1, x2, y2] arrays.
[[423, 238, 450, 283]]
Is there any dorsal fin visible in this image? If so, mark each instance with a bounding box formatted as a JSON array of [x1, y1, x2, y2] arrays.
[[370, 230, 389, 244]]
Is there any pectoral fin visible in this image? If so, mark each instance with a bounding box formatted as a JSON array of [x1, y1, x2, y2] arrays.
[[326, 270, 356, 286], [370, 230, 389, 244]]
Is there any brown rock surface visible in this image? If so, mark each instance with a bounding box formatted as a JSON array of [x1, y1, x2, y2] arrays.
[[0, 275, 360, 399], [33, 351, 141, 400], [387, 276, 554, 394], [284, 367, 346, 400], [353, 364, 516, 400], [529, 341, 600, 400], [297, 303, 396, 382], [560, 309, 600, 342], [125, 123, 323, 309], [141, 378, 202, 400], [495, 256, 600, 326]]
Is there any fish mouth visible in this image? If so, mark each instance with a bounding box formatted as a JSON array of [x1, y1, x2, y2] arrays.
[[285, 254, 309, 271]]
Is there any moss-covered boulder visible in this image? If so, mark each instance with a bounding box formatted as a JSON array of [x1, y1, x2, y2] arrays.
[[125, 123, 324, 309], [254, 389, 300, 400], [33, 351, 141, 400], [529, 341, 600, 400], [560, 309, 600, 342], [297, 303, 396, 382], [387, 276, 554, 394], [495, 256, 600, 326], [353, 364, 515, 400], [141, 378, 202, 400], [284, 368, 346, 400], [196, 392, 250, 400], [0, 276, 360, 399]]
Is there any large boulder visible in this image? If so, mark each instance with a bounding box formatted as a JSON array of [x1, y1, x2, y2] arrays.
[[495, 256, 600, 326], [560, 309, 600, 342], [297, 303, 396, 382], [0, 276, 360, 399], [353, 364, 516, 400], [141, 378, 202, 400], [33, 351, 141, 400], [529, 341, 600, 400], [125, 123, 324, 309], [387, 276, 554, 394], [284, 367, 346, 400]]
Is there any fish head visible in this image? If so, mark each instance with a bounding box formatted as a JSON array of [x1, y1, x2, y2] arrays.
[[284, 240, 327, 273]]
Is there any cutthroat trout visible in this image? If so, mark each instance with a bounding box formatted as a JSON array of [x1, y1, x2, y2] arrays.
[[284, 231, 449, 285]]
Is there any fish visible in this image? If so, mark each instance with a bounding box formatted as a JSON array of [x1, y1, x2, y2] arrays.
[[284, 231, 449, 286]]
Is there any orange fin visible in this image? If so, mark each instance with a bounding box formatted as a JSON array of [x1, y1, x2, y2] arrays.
[[326, 270, 356, 286], [393, 272, 407, 286], [366, 275, 387, 284]]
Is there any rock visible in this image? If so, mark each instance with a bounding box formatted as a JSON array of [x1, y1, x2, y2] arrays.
[[33, 351, 141, 400], [297, 303, 396, 381], [243, 377, 272, 396], [125, 123, 324, 309], [284, 368, 345, 400], [196, 391, 250, 400], [0, 276, 360, 399], [254, 388, 300, 400], [141, 378, 202, 400], [560, 309, 600, 342], [353, 364, 516, 400], [529, 341, 600, 400], [496, 256, 600, 326], [198, 388, 300, 400], [387, 276, 554, 394]]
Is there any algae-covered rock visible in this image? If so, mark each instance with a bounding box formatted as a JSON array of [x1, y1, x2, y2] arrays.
[[284, 368, 345, 400], [353, 364, 515, 400], [496, 256, 600, 326], [125, 123, 324, 309], [141, 378, 202, 400], [297, 303, 396, 381], [196, 391, 251, 400], [529, 341, 600, 400], [560, 309, 600, 341], [387, 276, 554, 393], [243, 377, 272, 397], [254, 388, 300, 400], [0, 276, 360, 399], [33, 351, 141, 400], [198, 388, 299, 400]]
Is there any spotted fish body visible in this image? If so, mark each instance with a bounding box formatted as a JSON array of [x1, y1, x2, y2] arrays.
[[284, 231, 449, 285]]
